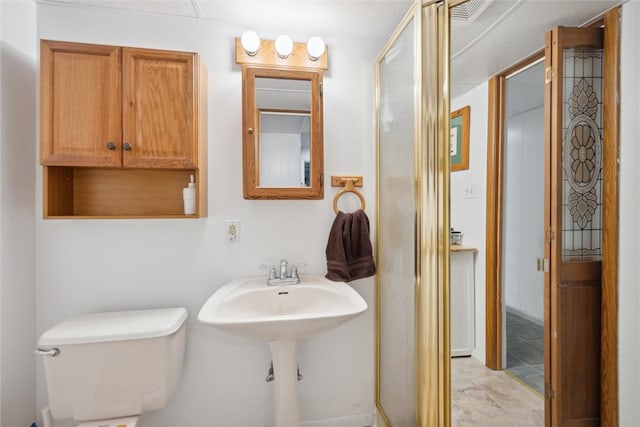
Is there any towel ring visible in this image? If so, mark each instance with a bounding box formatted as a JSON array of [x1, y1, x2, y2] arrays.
[[333, 178, 366, 214]]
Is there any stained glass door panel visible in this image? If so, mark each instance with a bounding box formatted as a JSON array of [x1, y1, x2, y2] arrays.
[[545, 26, 604, 427]]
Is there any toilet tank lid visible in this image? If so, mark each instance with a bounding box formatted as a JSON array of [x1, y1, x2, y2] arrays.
[[38, 307, 188, 346]]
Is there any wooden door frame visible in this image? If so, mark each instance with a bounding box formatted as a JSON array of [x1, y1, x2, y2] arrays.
[[485, 50, 544, 370], [601, 8, 620, 427], [484, 6, 619, 424]]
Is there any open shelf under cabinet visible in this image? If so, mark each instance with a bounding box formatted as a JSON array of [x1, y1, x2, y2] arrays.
[[44, 166, 207, 219]]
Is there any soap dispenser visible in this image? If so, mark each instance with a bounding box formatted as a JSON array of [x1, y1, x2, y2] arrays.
[[183, 175, 196, 215]]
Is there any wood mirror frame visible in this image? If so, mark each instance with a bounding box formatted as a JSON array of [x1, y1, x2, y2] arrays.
[[241, 65, 324, 200]]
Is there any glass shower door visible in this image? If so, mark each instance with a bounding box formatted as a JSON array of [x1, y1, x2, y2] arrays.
[[376, 8, 417, 426], [376, 2, 450, 426]]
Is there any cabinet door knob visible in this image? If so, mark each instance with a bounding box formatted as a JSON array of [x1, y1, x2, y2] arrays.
[[247, 128, 254, 135], [106, 142, 116, 150], [123, 142, 132, 151]]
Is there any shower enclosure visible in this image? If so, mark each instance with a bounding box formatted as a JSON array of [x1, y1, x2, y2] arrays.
[[375, 1, 451, 425]]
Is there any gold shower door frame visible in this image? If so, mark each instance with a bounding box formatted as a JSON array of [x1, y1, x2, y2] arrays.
[[375, 0, 452, 426]]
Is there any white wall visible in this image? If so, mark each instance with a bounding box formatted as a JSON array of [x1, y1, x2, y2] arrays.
[[1, 4, 4, 421], [451, 81, 488, 363], [503, 105, 545, 323], [0, 0, 38, 426], [35, 4, 379, 427], [619, 2, 640, 425]]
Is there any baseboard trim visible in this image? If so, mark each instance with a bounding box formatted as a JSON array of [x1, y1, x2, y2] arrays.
[[302, 412, 377, 427], [506, 306, 543, 326]]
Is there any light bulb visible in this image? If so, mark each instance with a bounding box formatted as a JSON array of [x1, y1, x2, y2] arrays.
[[241, 31, 260, 56], [307, 37, 325, 61], [275, 35, 293, 59]]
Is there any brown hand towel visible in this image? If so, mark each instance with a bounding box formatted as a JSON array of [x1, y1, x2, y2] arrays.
[[325, 209, 376, 282]]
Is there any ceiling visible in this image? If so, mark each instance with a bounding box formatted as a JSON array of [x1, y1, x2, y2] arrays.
[[36, 0, 622, 98], [450, 0, 621, 97]]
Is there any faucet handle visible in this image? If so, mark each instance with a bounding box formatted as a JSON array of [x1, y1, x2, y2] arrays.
[[258, 264, 278, 278], [291, 262, 307, 273], [290, 266, 298, 280]]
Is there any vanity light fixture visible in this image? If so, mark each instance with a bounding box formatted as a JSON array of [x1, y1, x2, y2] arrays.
[[275, 35, 294, 58], [235, 33, 328, 70], [307, 37, 326, 61], [240, 30, 261, 56]]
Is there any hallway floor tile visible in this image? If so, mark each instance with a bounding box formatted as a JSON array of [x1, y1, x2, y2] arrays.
[[452, 356, 543, 426], [506, 310, 545, 395]]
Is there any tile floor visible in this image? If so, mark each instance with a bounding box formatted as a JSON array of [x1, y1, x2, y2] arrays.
[[452, 356, 544, 427], [506, 310, 544, 395]]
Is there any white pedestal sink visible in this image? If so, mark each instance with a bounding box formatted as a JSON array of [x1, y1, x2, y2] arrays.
[[198, 275, 367, 426]]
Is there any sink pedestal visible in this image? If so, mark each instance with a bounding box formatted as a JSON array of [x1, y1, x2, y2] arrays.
[[269, 339, 300, 427], [198, 276, 369, 427]]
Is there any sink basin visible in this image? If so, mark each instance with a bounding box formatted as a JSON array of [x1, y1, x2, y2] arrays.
[[198, 274, 368, 426], [197, 275, 367, 340]]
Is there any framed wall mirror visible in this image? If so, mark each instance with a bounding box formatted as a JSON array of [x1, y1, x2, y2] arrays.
[[242, 66, 324, 199]]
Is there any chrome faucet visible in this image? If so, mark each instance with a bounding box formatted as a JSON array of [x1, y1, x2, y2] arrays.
[[267, 259, 300, 286], [279, 260, 288, 281]]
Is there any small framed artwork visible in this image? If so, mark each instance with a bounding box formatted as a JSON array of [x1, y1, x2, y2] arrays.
[[450, 105, 470, 171]]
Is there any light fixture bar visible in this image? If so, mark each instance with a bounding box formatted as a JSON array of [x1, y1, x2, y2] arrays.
[[235, 37, 328, 70]]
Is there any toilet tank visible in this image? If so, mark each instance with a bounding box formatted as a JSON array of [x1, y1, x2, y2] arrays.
[[37, 307, 187, 422]]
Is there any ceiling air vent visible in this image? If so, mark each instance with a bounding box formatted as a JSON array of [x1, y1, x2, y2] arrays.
[[451, 0, 493, 22]]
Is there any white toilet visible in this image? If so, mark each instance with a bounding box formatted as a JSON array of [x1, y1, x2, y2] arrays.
[[36, 307, 188, 427]]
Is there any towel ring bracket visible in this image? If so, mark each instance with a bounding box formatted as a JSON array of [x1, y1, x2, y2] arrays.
[[332, 176, 366, 214]]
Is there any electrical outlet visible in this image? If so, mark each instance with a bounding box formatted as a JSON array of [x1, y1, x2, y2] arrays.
[[225, 220, 240, 243]]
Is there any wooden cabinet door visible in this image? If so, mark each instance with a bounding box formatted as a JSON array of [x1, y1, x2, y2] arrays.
[[40, 40, 122, 167], [122, 48, 197, 169], [544, 26, 604, 427]]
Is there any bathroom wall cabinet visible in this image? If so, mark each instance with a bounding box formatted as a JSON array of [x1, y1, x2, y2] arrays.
[[40, 39, 208, 218]]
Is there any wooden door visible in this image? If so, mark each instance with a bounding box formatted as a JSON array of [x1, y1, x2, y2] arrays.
[[40, 40, 121, 167], [122, 48, 197, 169], [544, 26, 604, 426]]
